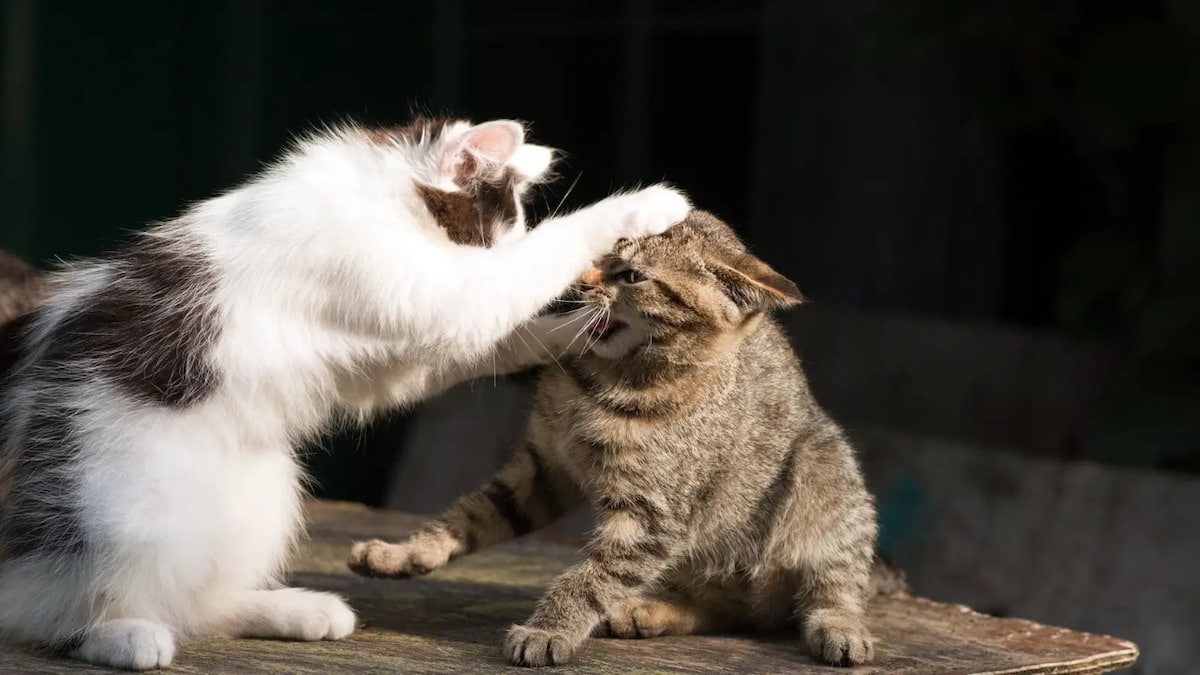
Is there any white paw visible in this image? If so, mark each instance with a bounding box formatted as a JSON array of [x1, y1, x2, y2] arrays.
[[279, 589, 358, 641], [236, 588, 357, 641], [74, 619, 176, 671], [618, 184, 690, 239]]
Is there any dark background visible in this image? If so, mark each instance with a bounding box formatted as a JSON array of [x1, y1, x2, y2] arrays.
[[2, 2, 1198, 668], [3, 0, 1196, 492]]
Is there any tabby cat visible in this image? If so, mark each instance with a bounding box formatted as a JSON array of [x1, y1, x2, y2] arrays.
[[349, 210, 886, 667]]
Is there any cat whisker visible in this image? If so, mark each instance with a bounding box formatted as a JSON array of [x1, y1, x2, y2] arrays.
[[515, 322, 562, 371], [580, 306, 610, 355], [547, 307, 596, 334], [562, 307, 603, 356], [549, 172, 583, 221]]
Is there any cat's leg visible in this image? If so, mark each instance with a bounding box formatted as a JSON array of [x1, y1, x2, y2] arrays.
[[223, 588, 356, 641], [349, 438, 582, 578], [422, 313, 592, 398], [414, 185, 690, 358], [0, 554, 177, 671], [503, 498, 684, 667], [794, 559, 875, 666]]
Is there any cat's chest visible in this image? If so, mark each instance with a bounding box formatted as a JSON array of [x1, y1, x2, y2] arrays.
[[547, 415, 680, 502]]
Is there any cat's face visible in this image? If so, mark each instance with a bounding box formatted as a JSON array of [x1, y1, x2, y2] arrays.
[[364, 117, 554, 247], [560, 210, 804, 361]]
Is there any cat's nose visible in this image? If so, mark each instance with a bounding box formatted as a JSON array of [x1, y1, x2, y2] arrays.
[[580, 266, 603, 287]]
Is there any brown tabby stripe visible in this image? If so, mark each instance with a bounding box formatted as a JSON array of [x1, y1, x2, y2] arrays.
[[482, 479, 533, 536], [596, 494, 667, 534], [599, 566, 649, 588], [458, 510, 483, 554], [594, 537, 670, 563], [650, 278, 704, 315], [751, 442, 802, 536], [524, 442, 562, 516], [583, 588, 608, 616], [691, 467, 726, 518]]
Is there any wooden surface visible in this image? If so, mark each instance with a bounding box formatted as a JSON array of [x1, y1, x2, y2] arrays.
[[1, 500, 1139, 674]]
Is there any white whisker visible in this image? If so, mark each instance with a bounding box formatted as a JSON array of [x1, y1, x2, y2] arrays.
[[549, 173, 583, 220]]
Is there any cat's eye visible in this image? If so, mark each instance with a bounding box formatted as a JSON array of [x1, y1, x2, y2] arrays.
[[614, 268, 646, 285]]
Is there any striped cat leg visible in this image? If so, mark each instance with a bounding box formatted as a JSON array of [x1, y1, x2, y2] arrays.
[[794, 558, 875, 666], [504, 495, 682, 667], [348, 441, 579, 578]]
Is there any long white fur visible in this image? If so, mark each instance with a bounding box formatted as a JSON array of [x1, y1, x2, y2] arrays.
[[0, 119, 689, 670]]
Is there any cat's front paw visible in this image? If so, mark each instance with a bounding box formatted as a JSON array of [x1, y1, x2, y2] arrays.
[[73, 619, 176, 671], [803, 609, 875, 666], [348, 538, 448, 579], [617, 184, 690, 239], [504, 624, 579, 667]]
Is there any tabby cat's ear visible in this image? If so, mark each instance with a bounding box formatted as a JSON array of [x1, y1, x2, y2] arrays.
[[713, 254, 806, 313], [439, 120, 525, 184]]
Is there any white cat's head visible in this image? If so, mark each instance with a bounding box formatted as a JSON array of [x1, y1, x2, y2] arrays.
[[362, 117, 555, 248]]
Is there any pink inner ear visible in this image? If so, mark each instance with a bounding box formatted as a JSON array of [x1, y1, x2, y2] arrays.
[[440, 120, 524, 182], [464, 121, 523, 161]]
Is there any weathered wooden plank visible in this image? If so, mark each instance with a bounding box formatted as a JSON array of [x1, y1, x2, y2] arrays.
[[0, 501, 1138, 674]]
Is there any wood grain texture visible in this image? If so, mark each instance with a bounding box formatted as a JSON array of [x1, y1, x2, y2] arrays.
[[0, 501, 1138, 674]]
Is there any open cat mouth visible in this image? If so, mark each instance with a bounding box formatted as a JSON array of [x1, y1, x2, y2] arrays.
[[587, 316, 626, 341]]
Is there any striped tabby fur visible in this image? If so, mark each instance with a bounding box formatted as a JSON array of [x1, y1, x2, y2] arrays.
[[350, 210, 889, 667]]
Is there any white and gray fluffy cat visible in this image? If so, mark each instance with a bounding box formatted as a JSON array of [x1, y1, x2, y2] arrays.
[[0, 116, 689, 670]]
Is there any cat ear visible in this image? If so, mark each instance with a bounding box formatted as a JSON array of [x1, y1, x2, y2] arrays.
[[713, 254, 806, 313], [440, 120, 525, 184]]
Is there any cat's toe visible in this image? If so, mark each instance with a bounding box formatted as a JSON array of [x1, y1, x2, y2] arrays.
[[74, 619, 176, 671], [310, 591, 357, 640], [804, 610, 874, 666], [348, 539, 438, 578], [604, 599, 671, 639], [504, 624, 577, 667], [290, 595, 356, 641]]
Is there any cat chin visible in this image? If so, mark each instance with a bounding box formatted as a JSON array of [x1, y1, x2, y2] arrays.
[[586, 328, 645, 360]]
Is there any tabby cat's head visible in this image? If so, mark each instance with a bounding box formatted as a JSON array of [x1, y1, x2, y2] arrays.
[[561, 210, 804, 361]]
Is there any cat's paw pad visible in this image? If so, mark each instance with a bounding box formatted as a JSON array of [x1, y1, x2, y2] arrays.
[[74, 619, 176, 671], [604, 598, 676, 639], [804, 610, 874, 666], [348, 538, 446, 579], [620, 184, 690, 239], [504, 624, 578, 667]]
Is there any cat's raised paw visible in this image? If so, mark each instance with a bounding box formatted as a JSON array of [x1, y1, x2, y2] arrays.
[[804, 609, 874, 666], [73, 618, 176, 671], [348, 538, 447, 578], [505, 624, 578, 667], [620, 184, 690, 239]]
